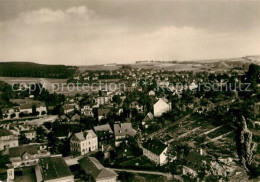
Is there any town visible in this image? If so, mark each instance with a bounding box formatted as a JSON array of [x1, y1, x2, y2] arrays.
[[0, 57, 259, 182]]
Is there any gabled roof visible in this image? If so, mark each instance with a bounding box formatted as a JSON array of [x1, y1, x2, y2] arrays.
[[114, 123, 136, 137], [0, 128, 13, 137], [154, 98, 169, 107], [142, 112, 154, 122], [8, 144, 38, 158], [142, 139, 167, 156], [73, 130, 97, 141], [39, 156, 73, 181], [79, 156, 117, 180], [94, 124, 113, 133], [98, 108, 111, 116]]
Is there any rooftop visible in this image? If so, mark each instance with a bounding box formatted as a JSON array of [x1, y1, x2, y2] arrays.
[[39, 156, 73, 181], [79, 156, 117, 180], [142, 138, 167, 156]]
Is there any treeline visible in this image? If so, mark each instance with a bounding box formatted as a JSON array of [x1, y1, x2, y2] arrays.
[[0, 62, 77, 78]]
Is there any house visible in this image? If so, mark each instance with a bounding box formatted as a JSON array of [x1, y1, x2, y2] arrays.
[[1, 108, 19, 119], [5, 144, 50, 168], [20, 130, 36, 140], [35, 156, 74, 182], [153, 98, 172, 117], [94, 124, 114, 146], [70, 130, 98, 155], [81, 105, 94, 117], [71, 114, 80, 122], [63, 105, 74, 114], [129, 101, 144, 113], [148, 90, 156, 96], [142, 112, 154, 129], [0, 129, 19, 151], [79, 156, 118, 182], [142, 138, 168, 165], [95, 96, 111, 105], [98, 108, 110, 121], [18, 102, 47, 116], [114, 123, 136, 147]]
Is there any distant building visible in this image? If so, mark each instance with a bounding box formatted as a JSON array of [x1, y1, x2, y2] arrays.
[[142, 112, 154, 129], [79, 156, 118, 182], [98, 108, 110, 121], [71, 114, 80, 122], [0, 129, 18, 151], [5, 144, 50, 168], [94, 124, 114, 146], [20, 130, 36, 140], [114, 123, 136, 147], [148, 90, 156, 96], [95, 96, 111, 105], [142, 139, 168, 165], [35, 156, 74, 182], [70, 130, 98, 155], [81, 105, 94, 117], [63, 105, 74, 114], [129, 101, 144, 113], [153, 98, 172, 117]]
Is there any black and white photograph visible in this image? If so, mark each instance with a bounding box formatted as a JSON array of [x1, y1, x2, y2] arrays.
[[0, 0, 259, 181]]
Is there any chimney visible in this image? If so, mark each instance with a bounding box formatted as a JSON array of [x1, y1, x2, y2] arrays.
[[102, 145, 104, 152]]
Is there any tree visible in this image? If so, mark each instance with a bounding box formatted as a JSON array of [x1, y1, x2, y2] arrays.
[[0, 109, 3, 119], [32, 104, 37, 116], [112, 95, 122, 106]]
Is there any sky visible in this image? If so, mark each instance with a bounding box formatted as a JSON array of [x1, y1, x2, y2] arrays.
[[0, 0, 260, 65]]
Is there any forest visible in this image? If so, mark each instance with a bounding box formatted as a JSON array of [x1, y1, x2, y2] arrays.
[[0, 62, 77, 78]]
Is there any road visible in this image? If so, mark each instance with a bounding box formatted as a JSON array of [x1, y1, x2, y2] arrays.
[[108, 168, 175, 180]]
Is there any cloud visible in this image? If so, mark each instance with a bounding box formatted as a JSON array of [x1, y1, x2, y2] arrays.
[[0, 5, 259, 65]]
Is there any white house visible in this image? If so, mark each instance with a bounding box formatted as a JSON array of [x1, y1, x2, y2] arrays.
[[142, 139, 168, 165], [81, 105, 94, 117], [153, 98, 172, 117], [70, 130, 98, 155]]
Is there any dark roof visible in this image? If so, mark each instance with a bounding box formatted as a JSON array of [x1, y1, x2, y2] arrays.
[[142, 139, 167, 156], [79, 156, 117, 180], [39, 156, 72, 181], [0, 129, 13, 137], [9, 144, 38, 158], [98, 108, 110, 116]]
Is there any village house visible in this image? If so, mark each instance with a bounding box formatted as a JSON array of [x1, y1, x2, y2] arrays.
[[153, 98, 172, 117], [94, 124, 114, 146], [95, 96, 111, 105], [70, 130, 98, 155], [35, 156, 74, 182], [0, 128, 19, 151], [114, 123, 136, 147], [98, 108, 111, 121], [129, 101, 144, 113], [142, 112, 154, 129], [81, 105, 94, 117], [4, 144, 50, 168], [20, 130, 36, 140], [63, 105, 75, 114], [79, 156, 118, 182], [142, 138, 168, 165], [71, 114, 80, 122], [148, 90, 156, 96]]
